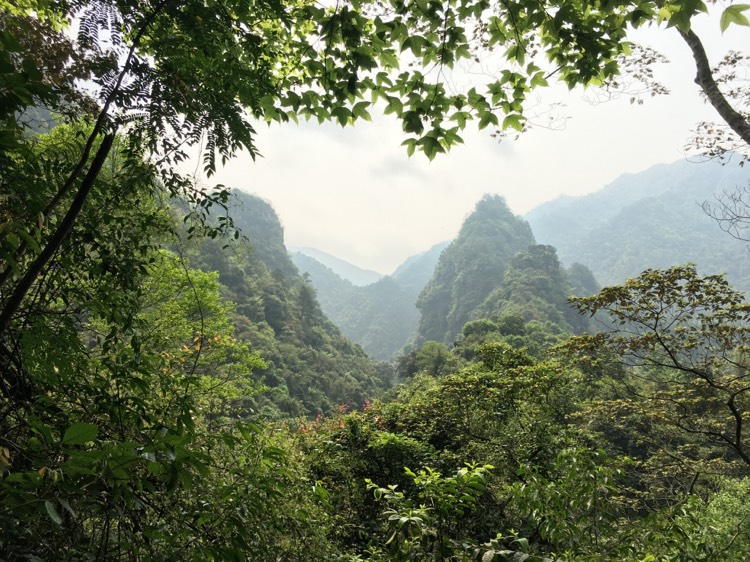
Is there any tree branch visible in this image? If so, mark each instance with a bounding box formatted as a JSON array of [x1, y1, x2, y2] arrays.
[[0, 133, 116, 337], [0, 0, 168, 290], [678, 28, 750, 148]]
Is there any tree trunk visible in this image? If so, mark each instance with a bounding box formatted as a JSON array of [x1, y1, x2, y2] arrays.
[[0, 132, 116, 337], [679, 28, 750, 148]]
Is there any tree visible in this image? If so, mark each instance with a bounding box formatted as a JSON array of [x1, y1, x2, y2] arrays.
[[680, 26, 750, 159], [565, 265, 750, 471], [411, 341, 458, 377], [365, 464, 495, 561], [0, 210, 338, 559]]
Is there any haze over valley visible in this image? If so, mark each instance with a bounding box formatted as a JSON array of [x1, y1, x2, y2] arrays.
[[288, 156, 750, 358]]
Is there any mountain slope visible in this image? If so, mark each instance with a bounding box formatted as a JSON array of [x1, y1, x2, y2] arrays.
[[189, 190, 391, 417], [289, 251, 356, 313], [525, 158, 750, 292], [392, 241, 449, 292], [290, 243, 449, 360], [473, 245, 594, 334], [415, 195, 536, 345]]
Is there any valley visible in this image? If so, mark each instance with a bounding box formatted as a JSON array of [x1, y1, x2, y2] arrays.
[[292, 156, 750, 361]]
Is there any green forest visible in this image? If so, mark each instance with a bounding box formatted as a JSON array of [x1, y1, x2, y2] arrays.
[[3, 0, 750, 560]]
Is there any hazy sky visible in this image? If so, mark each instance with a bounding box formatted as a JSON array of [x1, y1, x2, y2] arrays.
[[202, 13, 747, 275]]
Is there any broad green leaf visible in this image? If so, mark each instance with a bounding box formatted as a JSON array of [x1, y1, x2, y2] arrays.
[[721, 4, 750, 31], [401, 138, 417, 157], [58, 498, 76, 519], [420, 135, 444, 160], [14, 227, 41, 253], [63, 422, 98, 445], [502, 114, 524, 131], [352, 101, 372, 121], [0, 30, 22, 51], [478, 112, 499, 130], [45, 500, 63, 525], [331, 106, 351, 127], [530, 72, 549, 88]]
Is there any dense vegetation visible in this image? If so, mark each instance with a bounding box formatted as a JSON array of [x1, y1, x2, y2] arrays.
[[4, 0, 750, 559], [187, 191, 393, 417], [6, 129, 750, 562]]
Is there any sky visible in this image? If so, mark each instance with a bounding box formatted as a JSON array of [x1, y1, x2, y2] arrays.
[[199, 12, 747, 275]]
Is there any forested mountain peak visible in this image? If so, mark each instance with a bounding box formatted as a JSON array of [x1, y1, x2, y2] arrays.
[[228, 190, 298, 278], [415, 194, 536, 345]]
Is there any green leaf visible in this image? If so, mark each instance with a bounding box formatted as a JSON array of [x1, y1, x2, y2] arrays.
[[401, 138, 417, 157], [45, 500, 63, 525], [331, 106, 351, 127], [5, 232, 20, 250], [721, 4, 750, 31], [21, 58, 42, 81], [0, 30, 22, 52], [14, 227, 42, 254], [530, 72, 549, 88], [502, 114, 524, 132], [384, 96, 404, 116], [352, 101, 372, 121], [58, 498, 76, 519], [402, 111, 424, 134], [420, 135, 445, 160], [380, 50, 399, 68], [63, 422, 98, 445], [478, 112, 499, 130]]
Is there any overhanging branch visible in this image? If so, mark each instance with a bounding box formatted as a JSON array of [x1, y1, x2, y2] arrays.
[[678, 28, 750, 148]]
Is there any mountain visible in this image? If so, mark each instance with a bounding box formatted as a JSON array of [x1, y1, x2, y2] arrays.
[[326, 276, 419, 361], [189, 190, 392, 417], [392, 241, 449, 292], [290, 242, 448, 360], [289, 250, 355, 313], [415, 195, 537, 345], [525, 158, 750, 292], [289, 246, 383, 286], [472, 245, 595, 336]]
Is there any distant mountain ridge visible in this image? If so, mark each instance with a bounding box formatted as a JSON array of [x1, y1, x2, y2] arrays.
[[290, 242, 448, 359], [525, 157, 750, 292], [273, 158, 750, 368], [289, 246, 383, 286]]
